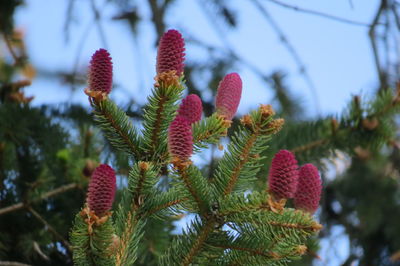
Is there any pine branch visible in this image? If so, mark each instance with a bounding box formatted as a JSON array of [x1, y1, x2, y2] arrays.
[[175, 164, 213, 214], [223, 131, 258, 195], [213, 106, 280, 196], [181, 219, 215, 266], [145, 196, 189, 218], [291, 139, 328, 153], [114, 162, 157, 265], [115, 207, 144, 266], [219, 209, 320, 265], [287, 89, 400, 157], [192, 113, 229, 151], [174, 165, 211, 214], [0, 183, 79, 216], [212, 244, 276, 259], [93, 99, 141, 159], [141, 82, 184, 162], [159, 216, 215, 265], [70, 210, 115, 266]]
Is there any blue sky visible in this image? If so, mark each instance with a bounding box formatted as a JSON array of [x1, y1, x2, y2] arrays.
[[16, 0, 380, 117], [14, 1, 382, 264]]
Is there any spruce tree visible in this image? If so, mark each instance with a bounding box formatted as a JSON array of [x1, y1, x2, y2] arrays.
[[70, 29, 324, 265]]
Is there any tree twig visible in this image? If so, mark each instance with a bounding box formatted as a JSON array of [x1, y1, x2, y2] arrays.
[[0, 261, 32, 266], [368, 0, 388, 90], [0, 183, 79, 216], [27, 207, 72, 253], [265, 0, 376, 27], [252, 0, 321, 115], [148, 0, 169, 42], [89, 0, 109, 49], [2, 33, 20, 65]]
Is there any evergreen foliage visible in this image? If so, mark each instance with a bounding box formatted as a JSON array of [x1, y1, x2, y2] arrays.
[[2, 2, 400, 265], [69, 30, 323, 266]]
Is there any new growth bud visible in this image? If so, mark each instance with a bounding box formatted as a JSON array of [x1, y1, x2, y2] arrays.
[[177, 94, 203, 124], [87, 164, 116, 216], [294, 164, 322, 214], [168, 116, 193, 162], [215, 73, 242, 120], [156, 29, 185, 76], [87, 49, 113, 95], [268, 150, 299, 200]]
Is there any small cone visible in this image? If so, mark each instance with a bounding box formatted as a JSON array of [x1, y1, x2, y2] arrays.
[[215, 73, 242, 120], [88, 49, 113, 94], [177, 94, 203, 124], [168, 116, 193, 161], [87, 164, 116, 216], [156, 29, 185, 76], [268, 150, 299, 200], [294, 163, 322, 214]]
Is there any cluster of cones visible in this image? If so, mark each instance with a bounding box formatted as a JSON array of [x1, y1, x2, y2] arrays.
[[268, 150, 322, 214], [83, 29, 321, 219]]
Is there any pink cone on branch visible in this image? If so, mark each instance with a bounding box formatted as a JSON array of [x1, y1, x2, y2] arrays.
[[177, 94, 203, 124], [156, 29, 185, 76], [294, 164, 322, 214], [88, 49, 113, 94], [87, 164, 116, 216], [268, 150, 299, 200], [215, 73, 242, 120], [168, 116, 193, 161]]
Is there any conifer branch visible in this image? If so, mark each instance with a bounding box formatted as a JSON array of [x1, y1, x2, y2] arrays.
[[71, 32, 324, 265], [141, 83, 184, 162], [291, 139, 328, 153], [115, 205, 140, 266], [146, 197, 189, 217], [212, 244, 275, 258], [151, 97, 166, 149], [192, 113, 229, 151], [94, 100, 141, 159], [70, 210, 115, 266], [181, 219, 215, 266], [215, 105, 280, 196], [267, 220, 322, 232], [115, 162, 155, 265], [223, 132, 258, 195], [176, 165, 209, 214], [288, 90, 400, 156]]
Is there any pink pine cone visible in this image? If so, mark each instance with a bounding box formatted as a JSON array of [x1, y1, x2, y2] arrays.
[[268, 150, 299, 200], [215, 73, 242, 120], [168, 115, 193, 161], [88, 49, 113, 94], [87, 164, 116, 216], [177, 94, 203, 124], [294, 164, 322, 214], [156, 29, 185, 76]]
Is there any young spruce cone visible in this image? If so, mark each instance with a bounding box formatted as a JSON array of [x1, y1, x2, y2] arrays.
[[88, 49, 113, 94], [177, 94, 203, 124], [87, 164, 116, 216], [268, 150, 299, 200], [294, 163, 322, 214], [156, 29, 185, 76], [168, 115, 193, 161], [215, 73, 242, 120]]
